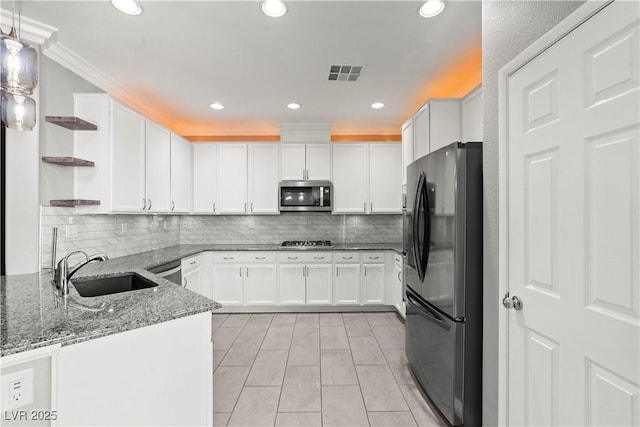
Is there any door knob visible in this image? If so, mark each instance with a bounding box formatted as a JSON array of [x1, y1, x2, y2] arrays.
[[502, 292, 523, 310]]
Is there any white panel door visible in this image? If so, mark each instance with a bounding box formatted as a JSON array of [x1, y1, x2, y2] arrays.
[[413, 103, 430, 159], [362, 263, 385, 305], [306, 144, 331, 180], [245, 264, 277, 305], [144, 121, 171, 212], [170, 134, 191, 212], [506, 3, 640, 425], [332, 144, 367, 213], [334, 264, 361, 305], [217, 144, 248, 214], [192, 144, 217, 214], [369, 143, 402, 213], [111, 103, 145, 212], [279, 264, 306, 305], [280, 144, 306, 180], [248, 144, 279, 214], [306, 264, 332, 305], [212, 264, 244, 306]]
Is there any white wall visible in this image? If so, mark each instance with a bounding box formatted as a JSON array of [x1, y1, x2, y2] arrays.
[[481, 1, 584, 425]]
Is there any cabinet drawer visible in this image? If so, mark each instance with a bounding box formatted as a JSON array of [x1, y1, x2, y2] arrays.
[[278, 252, 331, 263], [211, 252, 276, 264], [362, 252, 384, 263], [181, 254, 202, 273], [332, 252, 361, 263]]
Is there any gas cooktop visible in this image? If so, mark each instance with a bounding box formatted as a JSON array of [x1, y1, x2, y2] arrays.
[[281, 240, 332, 247]]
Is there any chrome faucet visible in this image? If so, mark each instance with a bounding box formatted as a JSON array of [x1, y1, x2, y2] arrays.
[[55, 251, 109, 296]]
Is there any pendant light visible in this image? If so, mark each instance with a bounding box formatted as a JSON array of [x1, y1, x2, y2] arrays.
[[0, 0, 38, 131]]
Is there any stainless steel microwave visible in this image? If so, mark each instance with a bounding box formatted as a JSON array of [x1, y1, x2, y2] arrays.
[[279, 181, 332, 212]]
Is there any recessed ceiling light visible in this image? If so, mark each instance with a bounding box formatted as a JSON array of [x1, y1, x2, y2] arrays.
[[262, 0, 287, 18], [111, 0, 142, 16], [210, 102, 224, 110], [371, 102, 385, 109], [419, 0, 445, 18], [287, 102, 301, 110]]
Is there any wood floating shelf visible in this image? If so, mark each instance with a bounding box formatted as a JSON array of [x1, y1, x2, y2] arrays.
[[45, 116, 98, 131], [50, 199, 101, 207], [42, 157, 95, 167]]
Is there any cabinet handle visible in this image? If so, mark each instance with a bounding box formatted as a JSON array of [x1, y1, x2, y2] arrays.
[[313, 256, 324, 260], [370, 202, 373, 212], [183, 277, 188, 288], [244, 202, 247, 213], [398, 271, 402, 281], [142, 198, 147, 211], [255, 256, 266, 260], [336, 266, 339, 277], [223, 256, 234, 260], [239, 267, 242, 277], [171, 201, 175, 211], [342, 256, 353, 260], [364, 266, 367, 277], [302, 267, 305, 277], [364, 202, 366, 212], [190, 260, 196, 265], [288, 256, 298, 260], [147, 198, 152, 211], [251, 202, 253, 212], [213, 202, 216, 213], [369, 256, 380, 260], [246, 267, 249, 277], [302, 169, 306, 180]]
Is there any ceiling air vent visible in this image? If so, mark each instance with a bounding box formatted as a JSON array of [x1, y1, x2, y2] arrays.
[[328, 65, 363, 82]]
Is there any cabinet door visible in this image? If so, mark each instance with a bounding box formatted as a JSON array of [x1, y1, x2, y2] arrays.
[[248, 144, 279, 214], [217, 144, 248, 214], [306, 144, 331, 180], [306, 264, 332, 305], [111, 103, 146, 212], [145, 121, 171, 212], [429, 99, 461, 152], [393, 265, 404, 316], [332, 144, 367, 213], [413, 103, 430, 160], [278, 264, 306, 305], [362, 263, 385, 304], [192, 144, 217, 214], [245, 264, 277, 305], [170, 135, 192, 212], [280, 144, 306, 180], [334, 264, 361, 305], [212, 264, 244, 306], [401, 119, 413, 185], [369, 144, 402, 213], [462, 87, 483, 142], [183, 266, 203, 296]]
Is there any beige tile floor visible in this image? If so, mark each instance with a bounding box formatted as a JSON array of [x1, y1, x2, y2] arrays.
[[212, 312, 447, 427]]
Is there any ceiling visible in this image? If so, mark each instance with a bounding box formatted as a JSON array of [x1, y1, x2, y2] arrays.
[[14, 1, 482, 138]]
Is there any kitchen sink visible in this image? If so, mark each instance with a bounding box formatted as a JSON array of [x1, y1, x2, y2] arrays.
[[71, 273, 158, 297]]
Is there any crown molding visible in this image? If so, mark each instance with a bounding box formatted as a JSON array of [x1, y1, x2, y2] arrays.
[[0, 9, 57, 45], [42, 42, 178, 133]]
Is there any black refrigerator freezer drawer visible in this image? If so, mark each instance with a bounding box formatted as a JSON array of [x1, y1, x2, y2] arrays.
[[405, 288, 464, 426]]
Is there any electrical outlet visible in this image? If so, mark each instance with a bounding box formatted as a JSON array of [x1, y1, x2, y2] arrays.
[[2, 369, 33, 410], [249, 220, 255, 229], [121, 223, 128, 234], [352, 218, 358, 228], [163, 221, 168, 230], [65, 224, 78, 238]]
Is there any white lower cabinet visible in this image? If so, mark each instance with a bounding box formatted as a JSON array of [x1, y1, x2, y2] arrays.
[[211, 252, 276, 306], [278, 252, 332, 305], [393, 254, 405, 318], [182, 254, 204, 297]]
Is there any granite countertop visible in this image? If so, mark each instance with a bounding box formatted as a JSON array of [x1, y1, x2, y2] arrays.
[[1, 243, 402, 357]]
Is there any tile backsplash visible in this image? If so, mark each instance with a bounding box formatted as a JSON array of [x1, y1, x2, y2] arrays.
[[40, 208, 402, 269]]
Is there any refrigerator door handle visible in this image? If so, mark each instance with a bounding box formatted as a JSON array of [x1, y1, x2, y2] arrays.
[[413, 172, 430, 282], [406, 290, 451, 331]]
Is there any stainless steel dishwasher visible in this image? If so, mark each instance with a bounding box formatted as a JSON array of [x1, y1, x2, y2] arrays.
[[147, 259, 182, 286]]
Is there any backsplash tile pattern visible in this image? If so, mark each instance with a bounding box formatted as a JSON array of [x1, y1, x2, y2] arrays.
[[40, 208, 402, 269]]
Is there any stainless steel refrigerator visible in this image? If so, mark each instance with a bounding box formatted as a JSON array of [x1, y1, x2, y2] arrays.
[[404, 141, 482, 427]]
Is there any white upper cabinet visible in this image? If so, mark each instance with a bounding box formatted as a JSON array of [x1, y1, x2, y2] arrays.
[[461, 86, 483, 142], [248, 144, 279, 214], [413, 98, 462, 157], [281, 143, 330, 180], [332, 144, 368, 214], [111, 102, 146, 213], [369, 144, 402, 213], [401, 119, 413, 185], [192, 144, 217, 214], [170, 134, 192, 213], [145, 121, 171, 213], [216, 144, 248, 214]]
